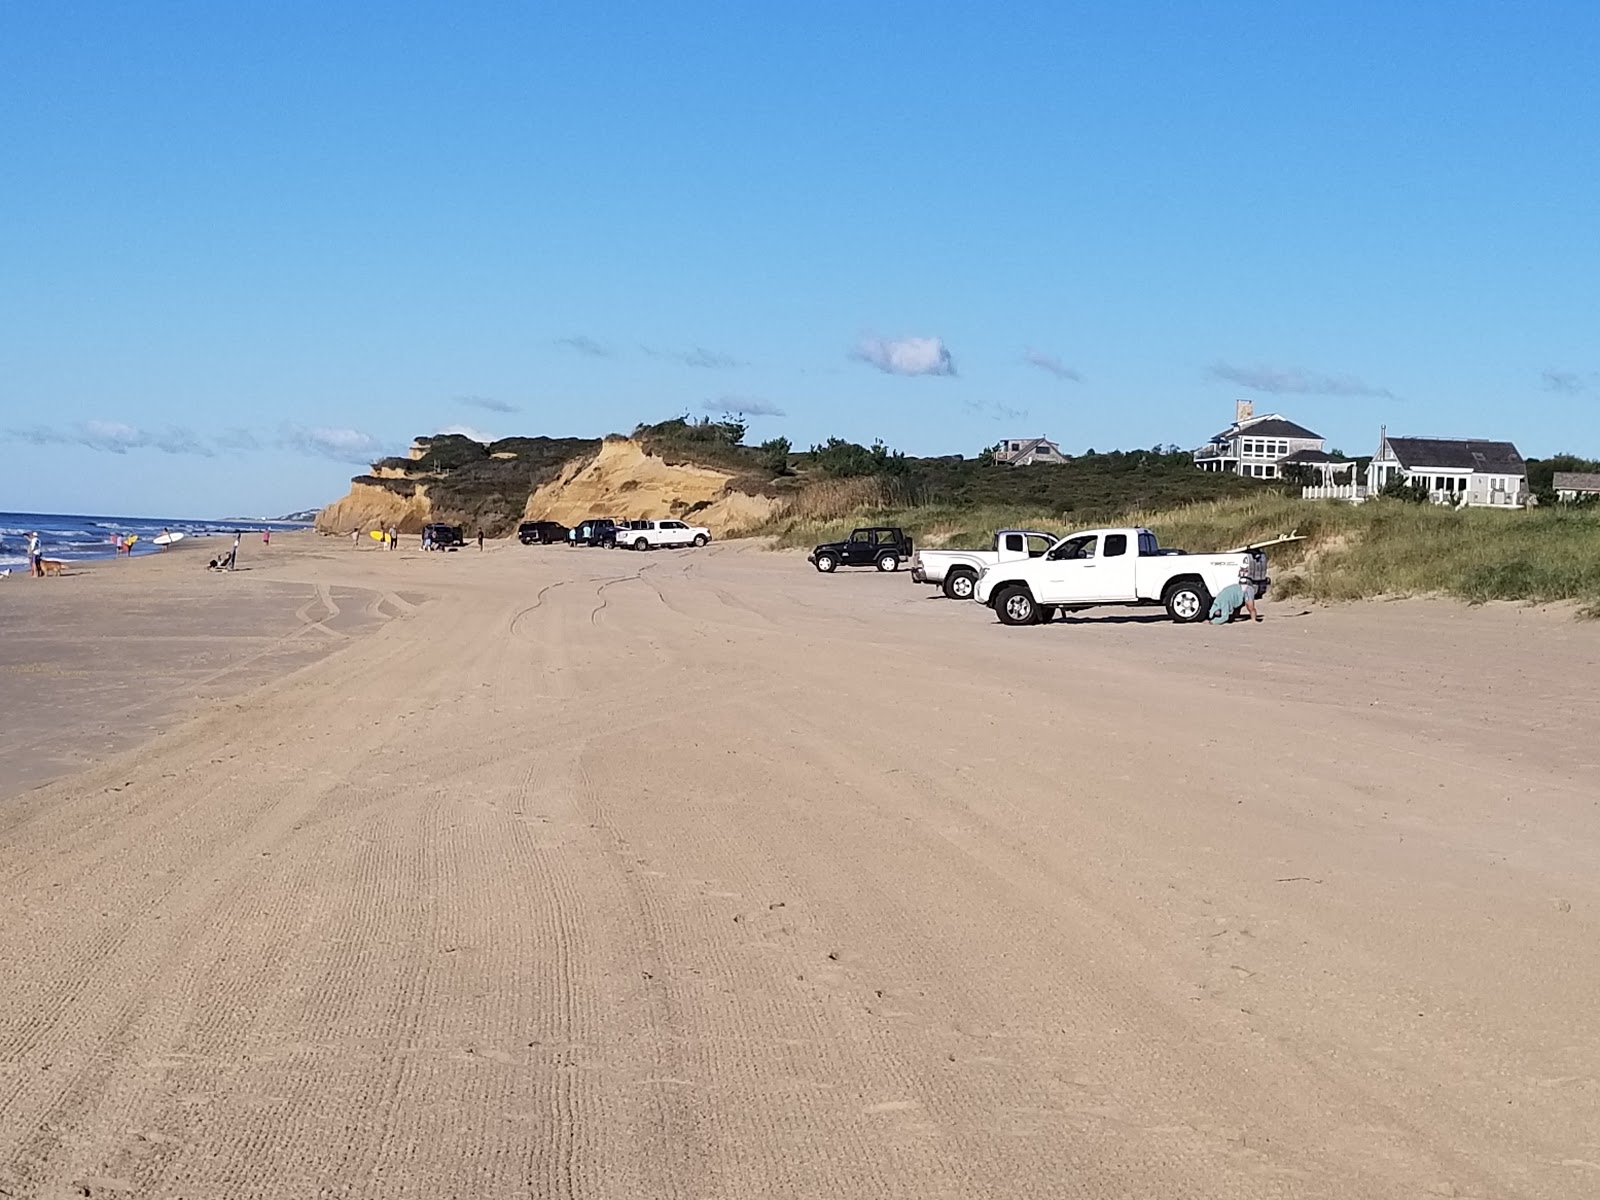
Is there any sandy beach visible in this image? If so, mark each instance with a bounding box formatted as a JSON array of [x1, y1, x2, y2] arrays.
[[3, 532, 1599, 1198]]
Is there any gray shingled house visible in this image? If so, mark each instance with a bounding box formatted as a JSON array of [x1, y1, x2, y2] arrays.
[[1369, 433, 1528, 507]]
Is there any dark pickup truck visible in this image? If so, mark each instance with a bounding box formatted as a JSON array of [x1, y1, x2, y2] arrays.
[[518, 520, 569, 545], [808, 527, 914, 573]]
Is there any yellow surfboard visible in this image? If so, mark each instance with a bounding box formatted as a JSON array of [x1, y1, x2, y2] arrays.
[[369, 530, 386, 540]]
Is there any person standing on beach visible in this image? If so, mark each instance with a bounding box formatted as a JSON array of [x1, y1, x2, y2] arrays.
[[263, 529, 271, 547], [159, 528, 173, 551], [230, 531, 242, 571], [387, 526, 398, 551], [477, 529, 485, 552], [27, 531, 42, 577]]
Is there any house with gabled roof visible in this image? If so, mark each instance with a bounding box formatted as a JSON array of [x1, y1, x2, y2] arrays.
[[1553, 472, 1600, 503], [1193, 401, 1326, 479], [992, 436, 1066, 466], [1369, 431, 1528, 507]]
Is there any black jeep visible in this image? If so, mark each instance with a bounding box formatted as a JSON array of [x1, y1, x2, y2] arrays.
[[569, 518, 619, 548], [518, 520, 569, 545], [808, 527, 913, 573], [423, 523, 465, 548]]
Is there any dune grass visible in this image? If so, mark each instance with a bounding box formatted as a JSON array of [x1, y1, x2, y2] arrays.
[[748, 492, 1600, 614]]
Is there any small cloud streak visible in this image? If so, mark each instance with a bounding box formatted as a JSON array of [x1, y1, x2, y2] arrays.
[[644, 345, 745, 369], [11, 420, 215, 456], [1023, 348, 1082, 382], [701, 396, 786, 418], [853, 335, 957, 377], [1208, 361, 1393, 399], [1542, 369, 1595, 395], [964, 398, 1027, 423], [217, 427, 261, 451], [555, 335, 615, 358], [458, 395, 520, 413], [281, 425, 386, 463]]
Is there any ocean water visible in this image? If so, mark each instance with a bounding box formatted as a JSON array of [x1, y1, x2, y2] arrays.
[[0, 511, 311, 572]]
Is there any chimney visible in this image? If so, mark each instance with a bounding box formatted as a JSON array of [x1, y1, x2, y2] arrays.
[[1235, 399, 1254, 425]]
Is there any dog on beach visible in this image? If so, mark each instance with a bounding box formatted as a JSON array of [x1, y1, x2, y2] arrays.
[[40, 559, 66, 576]]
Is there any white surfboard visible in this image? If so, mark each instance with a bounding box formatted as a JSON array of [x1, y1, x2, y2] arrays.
[[151, 532, 186, 546]]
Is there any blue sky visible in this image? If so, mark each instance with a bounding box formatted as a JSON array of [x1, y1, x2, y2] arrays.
[[2, 1, 1597, 517]]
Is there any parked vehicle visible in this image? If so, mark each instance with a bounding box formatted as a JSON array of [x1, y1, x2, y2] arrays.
[[621, 519, 711, 550], [568, 518, 619, 548], [808, 527, 914, 573], [518, 520, 569, 545], [972, 527, 1269, 625], [422, 523, 465, 548], [911, 529, 1058, 600]]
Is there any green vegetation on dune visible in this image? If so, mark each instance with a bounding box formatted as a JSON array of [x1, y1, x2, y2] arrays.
[[760, 489, 1600, 615], [335, 420, 1600, 612]]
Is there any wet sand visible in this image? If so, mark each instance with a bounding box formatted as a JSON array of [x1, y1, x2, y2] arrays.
[[2, 533, 1599, 1198]]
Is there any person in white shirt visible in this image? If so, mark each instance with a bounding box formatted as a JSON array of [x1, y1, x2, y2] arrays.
[[1238, 562, 1261, 622]]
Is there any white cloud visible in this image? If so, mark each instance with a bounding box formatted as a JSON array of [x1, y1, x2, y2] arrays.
[[435, 424, 498, 444], [852, 335, 956, 377], [281, 425, 387, 463], [701, 396, 785, 417], [1208, 362, 1393, 399], [1022, 348, 1082, 381]]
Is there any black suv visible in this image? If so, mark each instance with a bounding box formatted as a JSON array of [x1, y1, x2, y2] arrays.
[[518, 520, 569, 545], [808, 527, 913, 573], [569, 518, 619, 548], [423, 523, 465, 548]]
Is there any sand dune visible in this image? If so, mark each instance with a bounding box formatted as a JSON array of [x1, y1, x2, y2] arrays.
[[1, 533, 1598, 1198]]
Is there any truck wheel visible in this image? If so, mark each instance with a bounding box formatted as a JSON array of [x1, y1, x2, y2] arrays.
[[994, 586, 1039, 626], [1163, 580, 1211, 623], [814, 553, 837, 573], [634, 537, 649, 551], [876, 553, 899, 572], [943, 570, 977, 600], [692, 534, 708, 547]]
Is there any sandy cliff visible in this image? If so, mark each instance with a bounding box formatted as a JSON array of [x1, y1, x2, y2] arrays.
[[524, 440, 779, 535], [315, 480, 434, 534], [315, 438, 780, 538]]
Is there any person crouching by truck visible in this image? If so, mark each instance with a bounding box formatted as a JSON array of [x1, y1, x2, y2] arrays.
[[1209, 562, 1262, 625]]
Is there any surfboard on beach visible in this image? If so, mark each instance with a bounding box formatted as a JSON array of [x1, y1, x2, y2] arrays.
[[370, 530, 386, 540], [152, 532, 185, 546]]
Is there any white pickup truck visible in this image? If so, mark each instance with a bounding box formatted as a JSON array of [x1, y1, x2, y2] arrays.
[[620, 519, 711, 550], [972, 526, 1269, 625], [910, 530, 1059, 600]]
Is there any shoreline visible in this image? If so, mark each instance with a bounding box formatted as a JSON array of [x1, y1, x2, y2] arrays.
[[0, 531, 395, 801]]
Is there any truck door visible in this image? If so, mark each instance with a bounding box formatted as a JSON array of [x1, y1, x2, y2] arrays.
[[1038, 534, 1102, 602], [1094, 532, 1137, 600]]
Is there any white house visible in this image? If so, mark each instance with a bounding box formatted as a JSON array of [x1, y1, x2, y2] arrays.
[[1553, 472, 1600, 502], [1369, 433, 1527, 507], [993, 436, 1066, 466], [1193, 401, 1326, 479]]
